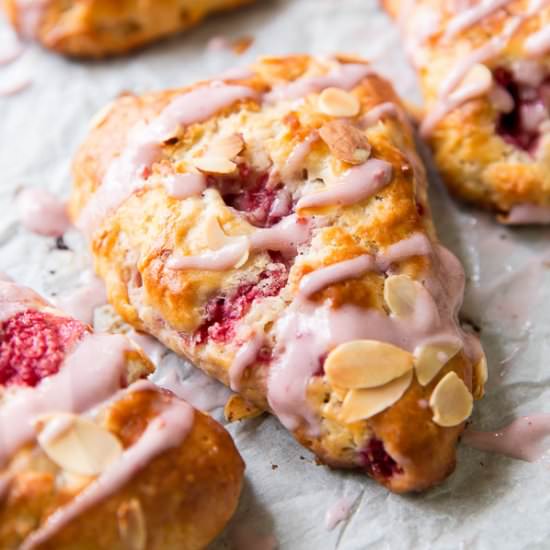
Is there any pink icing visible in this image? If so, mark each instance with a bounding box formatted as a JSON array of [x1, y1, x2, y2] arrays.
[[361, 102, 403, 128], [281, 132, 319, 181], [77, 84, 259, 237], [463, 414, 550, 462], [54, 275, 107, 325], [265, 63, 373, 103], [0, 333, 130, 466], [501, 204, 550, 224], [525, 26, 550, 57], [249, 215, 311, 256], [164, 173, 207, 200], [0, 280, 43, 323], [17, 188, 71, 238], [14, 0, 49, 39], [20, 388, 194, 550], [229, 332, 264, 391], [296, 159, 393, 211], [324, 495, 357, 531]]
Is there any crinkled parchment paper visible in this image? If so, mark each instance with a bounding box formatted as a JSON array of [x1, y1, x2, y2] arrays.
[[1, 1, 550, 548]]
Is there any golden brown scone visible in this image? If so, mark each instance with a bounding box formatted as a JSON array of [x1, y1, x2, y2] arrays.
[[69, 54, 485, 493], [383, 0, 550, 224], [0, 279, 244, 549], [2, 0, 254, 57]]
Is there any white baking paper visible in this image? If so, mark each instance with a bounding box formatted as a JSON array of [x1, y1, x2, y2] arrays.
[[1, 1, 549, 548]]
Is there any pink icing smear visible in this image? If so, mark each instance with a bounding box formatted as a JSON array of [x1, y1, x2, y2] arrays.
[[501, 204, 550, 224], [463, 414, 550, 462], [17, 188, 71, 238], [324, 495, 357, 531], [54, 275, 107, 325]]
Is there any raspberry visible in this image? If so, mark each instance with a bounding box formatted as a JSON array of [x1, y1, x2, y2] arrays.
[[360, 437, 403, 479], [0, 310, 88, 387]]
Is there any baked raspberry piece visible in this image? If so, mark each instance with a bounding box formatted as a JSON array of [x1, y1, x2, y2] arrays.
[[0, 310, 88, 387], [360, 437, 403, 479]]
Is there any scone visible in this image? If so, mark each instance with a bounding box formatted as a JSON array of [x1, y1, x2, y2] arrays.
[[0, 278, 244, 549], [2, 0, 254, 57], [70, 54, 485, 493], [383, 0, 550, 223]]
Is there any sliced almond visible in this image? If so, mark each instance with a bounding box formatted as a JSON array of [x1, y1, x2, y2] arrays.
[[472, 353, 488, 399], [384, 275, 418, 317], [325, 340, 413, 389], [339, 371, 413, 423], [194, 156, 237, 175], [318, 87, 360, 117], [204, 215, 250, 268], [318, 120, 371, 165], [414, 340, 462, 386], [208, 133, 244, 160], [36, 413, 123, 476], [117, 499, 147, 550], [451, 63, 492, 101], [429, 371, 473, 427], [224, 394, 264, 422]]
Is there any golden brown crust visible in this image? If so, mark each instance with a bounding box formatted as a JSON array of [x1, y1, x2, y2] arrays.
[[2, 0, 254, 58], [383, 0, 550, 220], [70, 54, 482, 492], [0, 285, 244, 548]]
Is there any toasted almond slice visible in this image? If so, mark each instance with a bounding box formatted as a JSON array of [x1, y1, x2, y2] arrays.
[[318, 120, 371, 165], [414, 340, 462, 386], [451, 63, 492, 101], [339, 371, 413, 423], [36, 413, 122, 476], [318, 87, 360, 117], [205, 215, 229, 250], [384, 275, 418, 317], [194, 156, 237, 174], [430, 371, 473, 427], [208, 133, 245, 160], [117, 499, 147, 550], [472, 353, 488, 399], [325, 340, 413, 389], [224, 394, 264, 422]]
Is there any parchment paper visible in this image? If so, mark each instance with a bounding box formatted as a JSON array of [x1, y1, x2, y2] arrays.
[[1, 1, 550, 548]]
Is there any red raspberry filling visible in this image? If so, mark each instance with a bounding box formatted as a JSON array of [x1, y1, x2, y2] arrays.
[[195, 260, 288, 345], [208, 164, 292, 228], [360, 437, 403, 479], [0, 310, 88, 387], [493, 67, 550, 152]]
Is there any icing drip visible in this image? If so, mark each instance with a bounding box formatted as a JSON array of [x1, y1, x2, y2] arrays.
[[20, 389, 194, 550], [282, 132, 319, 181], [325, 495, 357, 530], [54, 275, 107, 325], [249, 215, 310, 255], [525, 26, 550, 57], [17, 188, 71, 238], [77, 83, 259, 237], [443, 0, 515, 41], [296, 159, 393, 212], [501, 203, 550, 224], [463, 414, 550, 462], [361, 102, 403, 128], [229, 332, 265, 391], [265, 63, 372, 103], [0, 333, 130, 466], [164, 173, 207, 200]]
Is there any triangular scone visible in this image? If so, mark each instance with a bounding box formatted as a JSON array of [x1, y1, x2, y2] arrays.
[[384, 1, 550, 224], [2, 0, 254, 58], [0, 278, 243, 548], [70, 54, 485, 493]]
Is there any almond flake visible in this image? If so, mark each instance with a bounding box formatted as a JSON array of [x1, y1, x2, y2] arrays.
[[36, 413, 122, 476], [451, 63, 492, 101], [430, 371, 473, 427], [203, 215, 250, 268], [384, 275, 418, 317], [318, 87, 360, 117], [224, 394, 264, 422], [117, 499, 147, 550], [318, 120, 371, 165], [472, 353, 488, 399], [339, 371, 413, 423], [194, 156, 237, 175], [414, 340, 462, 386], [208, 133, 244, 160], [325, 340, 413, 389]]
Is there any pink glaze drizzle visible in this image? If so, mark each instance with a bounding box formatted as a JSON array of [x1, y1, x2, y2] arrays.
[[249, 215, 311, 255], [164, 173, 207, 200], [525, 26, 550, 57], [296, 159, 393, 211], [21, 390, 194, 550], [229, 332, 265, 391], [17, 188, 70, 237], [463, 414, 550, 462], [501, 204, 550, 224], [77, 83, 259, 238], [361, 102, 402, 128], [265, 63, 372, 103], [0, 280, 43, 323], [0, 333, 130, 466], [54, 275, 107, 325], [282, 132, 319, 181]]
